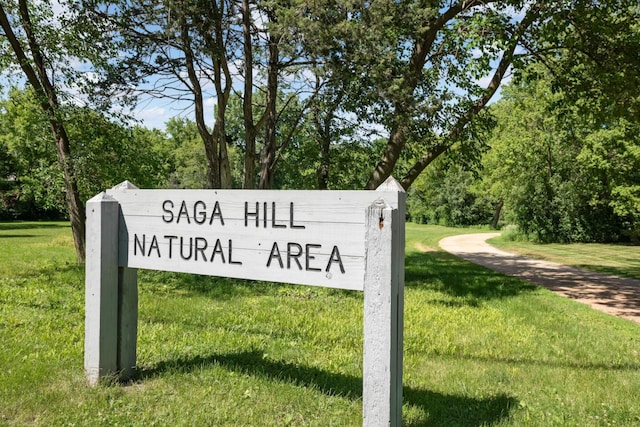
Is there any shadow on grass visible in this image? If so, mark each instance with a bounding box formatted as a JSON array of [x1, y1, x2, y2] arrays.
[[405, 250, 538, 301], [0, 221, 68, 231], [137, 249, 538, 305], [576, 264, 640, 282], [136, 350, 517, 426], [0, 234, 41, 238], [138, 249, 537, 304], [139, 270, 362, 301]]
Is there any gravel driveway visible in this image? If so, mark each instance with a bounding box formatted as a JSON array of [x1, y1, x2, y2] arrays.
[[439, 233, 640, 324]]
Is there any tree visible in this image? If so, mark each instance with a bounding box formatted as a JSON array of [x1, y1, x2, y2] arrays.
[[82, 0, 318, 190], [74, 0, 639, 196], [294, 1, 640, 192], [484, 70, 640, 242], [81, 0, 237, 189], [0, 0, 91, 261], [407, 158, 495, 227], [539, 0, 640, 124], [0, 87, 170, 219], [295, 1, 543, 190], [0, 87, 64, 217]]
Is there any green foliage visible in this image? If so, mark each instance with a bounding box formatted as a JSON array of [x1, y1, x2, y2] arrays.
[[163, 117, 208, 189], [0, 88, 170, 218], [538, 0, 640, 123], [224, 92, 379, 190], [407, 159, 495, 227], [68, 109, 170, 197], [484, 69, 640, 243], [0, 88, 63, 218]]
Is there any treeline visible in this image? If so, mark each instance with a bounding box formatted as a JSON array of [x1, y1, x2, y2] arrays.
[[3, 65, 639, 243], [0, 1, 638, 258], [408, 67, 640, 243], [0, 88, 379, 220]]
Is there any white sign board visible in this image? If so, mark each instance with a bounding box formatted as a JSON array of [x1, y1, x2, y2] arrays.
[[107, 187, 401, 291], [86, 180, 405, 427]]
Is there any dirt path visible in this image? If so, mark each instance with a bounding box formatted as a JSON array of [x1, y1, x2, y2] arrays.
[[438, 233, 640, 325]]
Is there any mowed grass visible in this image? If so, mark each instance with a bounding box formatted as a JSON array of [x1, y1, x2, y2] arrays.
[[0, 221, 639, 426], [488, 234, 640, 280]]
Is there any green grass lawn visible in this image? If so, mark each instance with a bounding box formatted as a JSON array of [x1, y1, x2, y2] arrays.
[[1, 221, 639, 426], [488, 233, 640, 280]]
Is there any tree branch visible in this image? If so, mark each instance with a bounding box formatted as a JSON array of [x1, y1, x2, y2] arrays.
[[400, 2, 543, 190]]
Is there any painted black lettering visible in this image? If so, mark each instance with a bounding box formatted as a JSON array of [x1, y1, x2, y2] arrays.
[[290, 202, 305, 229], [148, 235, 161, 258], [210, 239, 225, 263], [266, 242, 283, 268], [287, 243, 303, 270], [162, 200, 174, 223], [228, 239, 242, 265], [164, 235, 177, 258], [305, 244, 321, 271], [272, 202, 286, 228], [209, 201, 225, 225], [263, 202, 268, 228], [177, 201, 190, 224], [326, 245, 345, 274], [245, 202, 259, 227], [194, 201, 207, 224], [180, 236, 193, 260], [134, 233, 145, 256], [194, 237, 208, 261]]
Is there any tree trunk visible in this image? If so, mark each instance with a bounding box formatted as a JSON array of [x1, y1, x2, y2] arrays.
[[203, 132, 220, 189], [214, 103, 231, 188], [365, 121, 409, 189], [314, 99, 332, 190], [491, 199, 504, 229], [181, 15, 219, 188], [0, 1, 86, 262], [259, 27, 279, 189], [50, 121, 86, 263], [241, 0, 256, 189], [210, 0, 232, 188], [317, 134, 330, 190]]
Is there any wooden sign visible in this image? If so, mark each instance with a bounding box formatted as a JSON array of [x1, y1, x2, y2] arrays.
[[85, 179, 405, 426], [107, 185, 401, 291]]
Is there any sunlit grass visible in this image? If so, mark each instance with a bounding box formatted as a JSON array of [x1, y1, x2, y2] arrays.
[[489, 234, 640, 280], [1, 221, 639, 425]]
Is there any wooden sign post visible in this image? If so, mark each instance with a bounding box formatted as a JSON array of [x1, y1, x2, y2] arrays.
[[85, 179, 405, 426]]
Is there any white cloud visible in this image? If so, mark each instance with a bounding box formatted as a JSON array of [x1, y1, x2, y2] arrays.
[[133, 106, 169, 130]]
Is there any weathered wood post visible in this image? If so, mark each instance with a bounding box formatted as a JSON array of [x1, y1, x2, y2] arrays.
[[363, 178, 405, 426], [117, 264, 138, 380], [113, 181, 139, 381], [85, 182, 138, 385], [84, 192, 119, 384]]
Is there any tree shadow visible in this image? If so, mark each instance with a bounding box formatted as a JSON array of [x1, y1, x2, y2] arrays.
[[575, 264, 640, 282], [0, 221, 68, 231], [405, 250, 538, 301], [134, 350, 517, 426], [139, 270, 362, 302]]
